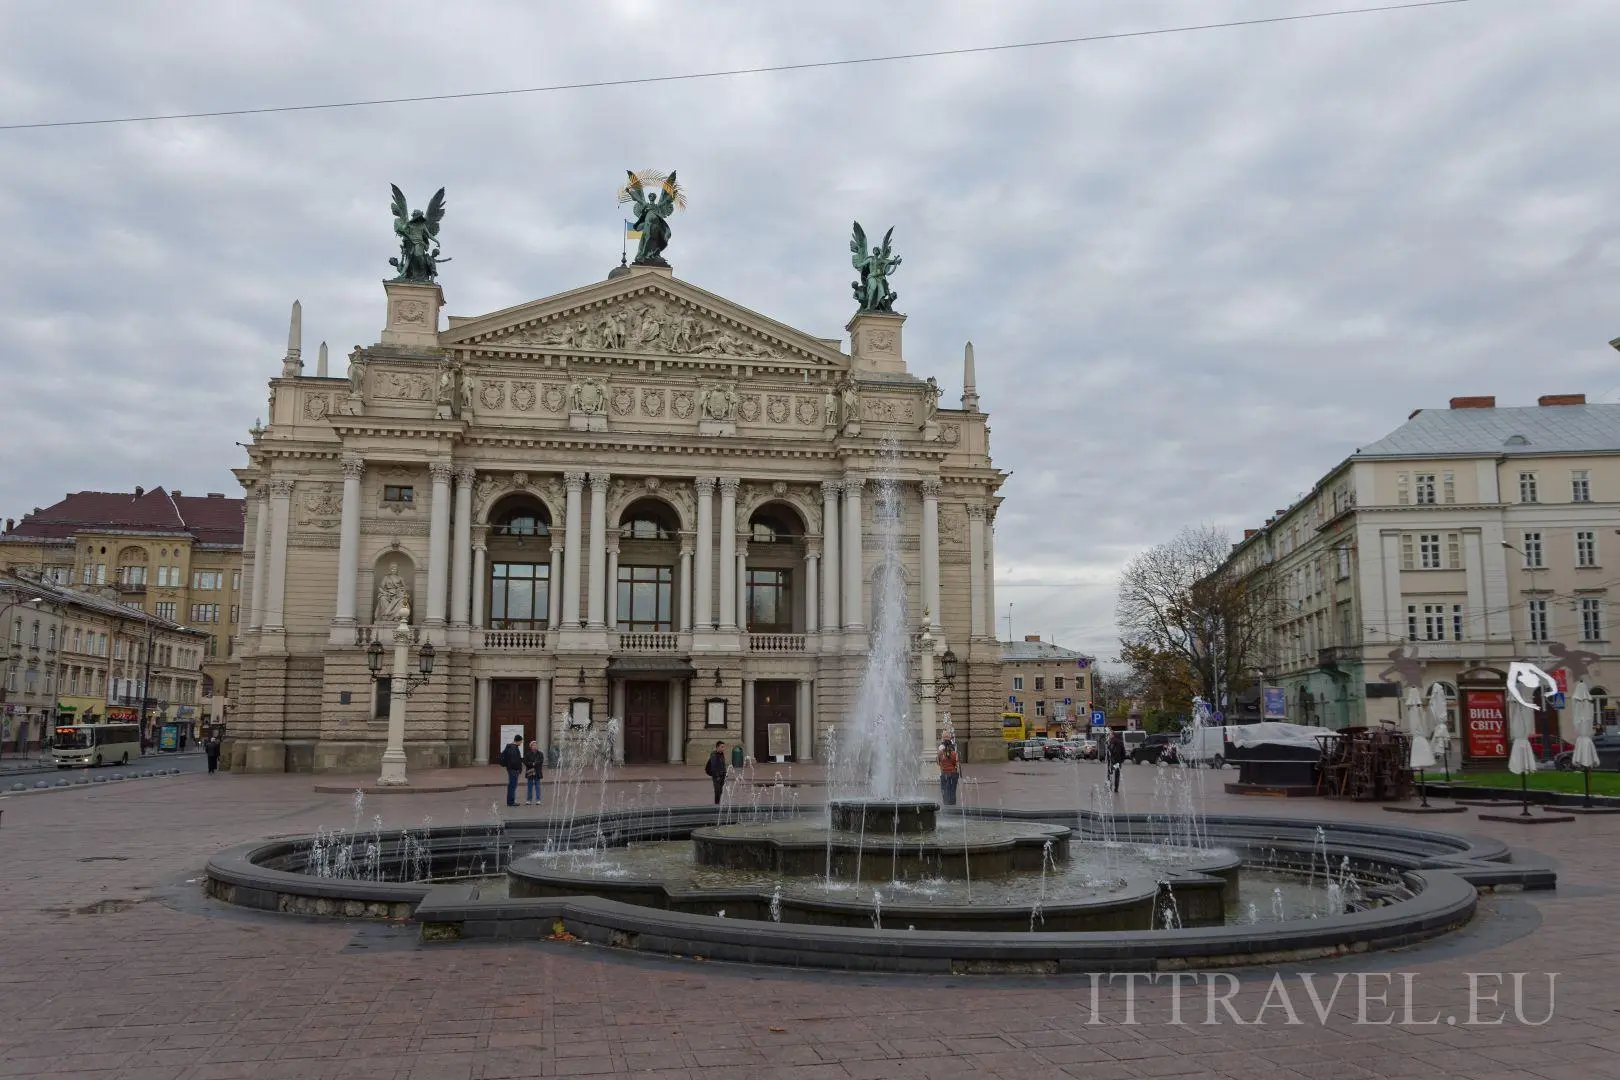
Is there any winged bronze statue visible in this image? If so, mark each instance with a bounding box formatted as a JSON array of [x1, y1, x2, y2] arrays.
[[850, 222, 900, 313], [389, 185, 447, 283], [623, 170, 680, 266]]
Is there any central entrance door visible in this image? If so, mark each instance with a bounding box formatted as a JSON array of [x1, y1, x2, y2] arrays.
[[489, 679, 538, 763], [754, 680, 797, 762], [622, 680, 670, 764]]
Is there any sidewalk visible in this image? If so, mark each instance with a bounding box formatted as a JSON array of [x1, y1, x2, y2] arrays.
[[311, 759, 833, 794]]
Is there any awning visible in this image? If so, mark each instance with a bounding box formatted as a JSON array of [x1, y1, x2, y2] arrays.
[[605, 656, 697, 678]]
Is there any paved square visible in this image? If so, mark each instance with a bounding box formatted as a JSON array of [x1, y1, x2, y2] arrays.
[[0, 760, 1611, 1079]]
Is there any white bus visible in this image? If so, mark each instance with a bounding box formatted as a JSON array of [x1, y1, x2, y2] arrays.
[[52, 723, 140, 768]]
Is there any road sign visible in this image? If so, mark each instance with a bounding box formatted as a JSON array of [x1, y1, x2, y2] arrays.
[[1090, 710, 1106, 725], [1550, 692, 1567, 710], [1261, 686, 1287, 720], [1064, 698, 1072, 705], [1211, 712, 1225, 725]]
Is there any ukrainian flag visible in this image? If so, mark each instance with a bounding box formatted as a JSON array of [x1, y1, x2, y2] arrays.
[[624, 219, 642, 240]]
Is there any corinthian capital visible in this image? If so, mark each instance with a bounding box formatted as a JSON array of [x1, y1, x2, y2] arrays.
[[589, 472, 611, 494], [455, 465, 477, 487], [429, 461, 455, 485], [821, 479, 843, 499], [695, 476, 717, 497], [965, 502, 987, 520], [340, 455, 366, 480], [268, 478, 296, 499], [564, 471, 587, 492], [919, 479, 942, 499], [842, 476, 865, 497], [718, 476, 741, 498]]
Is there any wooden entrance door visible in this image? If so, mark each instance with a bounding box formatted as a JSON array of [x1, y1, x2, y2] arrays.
[[622, 680, 669, 764], [489, 679, 538, 763], [754, 680, 797, 762]]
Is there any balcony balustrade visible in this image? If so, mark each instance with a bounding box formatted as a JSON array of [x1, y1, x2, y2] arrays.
[[618, 632, 680, 653], [748, 633, 806, 653], [480, 628, 548, 651]]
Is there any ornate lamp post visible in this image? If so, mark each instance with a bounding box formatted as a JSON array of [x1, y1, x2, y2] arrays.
[[366, 605, 435, 786], [915, 613, 960, 757]]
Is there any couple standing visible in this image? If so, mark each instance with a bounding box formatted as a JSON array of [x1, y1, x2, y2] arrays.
[[499, 734, 544, 806]]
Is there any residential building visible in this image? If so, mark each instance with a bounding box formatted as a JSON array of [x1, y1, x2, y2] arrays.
[[230, 234, 1007, 773], [0, 488, 245, 730], [1000, 635, 1096, 733], [1221, 393, 1620, 755], [2, 571, 209, 751]]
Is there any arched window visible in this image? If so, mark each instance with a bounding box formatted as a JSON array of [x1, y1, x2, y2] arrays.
[[749, 509, 801, 543], [619, 500, 678, 541], [494, 505, 549, 537]]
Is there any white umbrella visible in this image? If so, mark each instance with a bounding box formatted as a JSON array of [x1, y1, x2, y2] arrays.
[[1427, 683, 1451, 762], [1507, 696, 1538, 776], [1404, 686, 1436, 769], [1572, 680, 1600, 769]]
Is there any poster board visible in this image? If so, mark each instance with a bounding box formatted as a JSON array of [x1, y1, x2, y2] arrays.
[[1463, 689, 1507, 759], [705, 698, 727, 728], [766, 722, 792, 759], [498, 724, 525, 752], [569, 698, 592, 726]]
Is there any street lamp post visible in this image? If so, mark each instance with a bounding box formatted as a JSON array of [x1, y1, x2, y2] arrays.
[[914, 613, 959, 757], [366, 607, 435, 786]]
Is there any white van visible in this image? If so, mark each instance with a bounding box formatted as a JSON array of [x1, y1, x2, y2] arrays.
[[1178, 726, 1228, 769]]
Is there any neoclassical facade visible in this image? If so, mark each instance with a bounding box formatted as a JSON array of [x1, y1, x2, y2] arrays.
[[230, 256, 1006, 772]]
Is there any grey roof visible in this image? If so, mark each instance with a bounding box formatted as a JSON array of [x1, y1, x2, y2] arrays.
[[1354, 404, 1620, 459], [1000, 640, 1094, 663], [0, 571, 205, 637]]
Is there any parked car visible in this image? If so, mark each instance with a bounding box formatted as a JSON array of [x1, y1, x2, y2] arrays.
[[1058, 739, 1088, 760], [1554, 733, 1620, 771], [1041, 738, 1068, 760], [1129, 733, 1179, 765], [1006, 740, 1043, 762]]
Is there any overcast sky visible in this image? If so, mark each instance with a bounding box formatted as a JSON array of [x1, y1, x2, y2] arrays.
[[1, 0, 1615, 660]]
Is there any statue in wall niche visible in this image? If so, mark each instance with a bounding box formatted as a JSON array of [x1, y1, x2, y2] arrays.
[[850, 222, 901, 313], [388, 185, 448, 284], [838, 375, 861, 431], [571, 377, 608, 414], [459, 371, 475, 417], [921, 376, 941, 426], [436, 361, 457, 406], [373, 564, 411, 625], [823, 385, 838, 428]]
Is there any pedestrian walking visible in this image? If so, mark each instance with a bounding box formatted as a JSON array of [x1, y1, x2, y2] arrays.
[[705, 741, 728, 805], [499, 734, 524, 807], [1106, 731, 1126, 794], [523, 739, 544, 804], [937, 738, 961, 806], [205, 736, 221, 774]]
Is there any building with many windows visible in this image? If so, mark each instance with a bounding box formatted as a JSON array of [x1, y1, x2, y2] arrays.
[[999, 635, 1096, 733], [230, 236, 1007, 772], [0, 489, 244, 730], [1222, 394, 1620, 748], [1, 571, 209, 751]]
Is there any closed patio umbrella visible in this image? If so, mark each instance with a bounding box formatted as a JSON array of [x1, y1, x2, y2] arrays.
[[1427, 683, 1451, 782], [1508, 694, 1538, 816], [1404, 686, 1436, 806], [1572, 680, 1600, 807]]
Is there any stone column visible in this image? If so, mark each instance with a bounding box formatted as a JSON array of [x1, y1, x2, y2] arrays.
[[247, 487, 271, 631], [605, 537, 621, 631], [967, 504, 987, 639], [742, 676, 755, 761], [548, 536, 564, 628], [333, 456, 365, 628], [536, 677, 552, 755], [678, 537, 694, 632], [562, 472, 585, 627], [820, 481, 840, 632], [920, 479, 941, 628], [717, 477, 739, 631], [263, 479, 294, 632], [796, 680, 813, 762], [985, 505, 998, 642], [736, 531, 749, 632], [425, 462, 454, 629], [805, 540, 821, 634], [667, 679, 684, 764], [694, 477, 715, 629], [586, 472, 610, 630], [473, 677, 491, 765], [471, 536, 487, 630], [450, 466, 475, 627], [842, 478, 864, 630]]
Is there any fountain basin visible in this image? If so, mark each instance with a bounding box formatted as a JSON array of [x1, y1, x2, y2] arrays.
[[828, 799, 938, 835]]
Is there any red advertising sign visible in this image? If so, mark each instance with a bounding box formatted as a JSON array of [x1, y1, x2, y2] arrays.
[[1464, 690, 1507, 759], [1553, 668, 1569, 695]]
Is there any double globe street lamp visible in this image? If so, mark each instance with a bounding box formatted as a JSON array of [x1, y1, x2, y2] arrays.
[[365, 606, 435, 786]]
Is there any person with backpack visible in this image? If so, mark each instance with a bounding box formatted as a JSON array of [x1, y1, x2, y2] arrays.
[[937, 738, 961, 805], [523, 738, 544, 804], [499, 734, 524, 807], [704, 741, 728, 805]]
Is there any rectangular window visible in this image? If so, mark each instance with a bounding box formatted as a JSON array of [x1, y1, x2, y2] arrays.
[[81, 565, 92, 586], [383, 485, 414, 503], [374, 677, 392, 720], [1446, 533, 1462, 570], [95, 564, 106, 585], [72, 629, 82, 652], [1442, 471, 1456, 504], [1577, 531, 1597, 567], [1400, 534, 1414, 570], [1522, 532, 1543, 568], [231, 571, 241, 591], [1519, 472, 1538, 503], [745, 568, 793, 634], [1396, 472, 1410, 505], [1415, 473, 1436, 504], [616, 565, 673, 633], [1406, 604, 1418, 641], [1408, 604, 1446, 641], [1528, 599, 1549, 643], [1035, 700, 1046, 717], [1581, 598, 1603, 642], [155, 602, 176, 620], [1452, 604, 1465, 642], [1034, 676, 1045, 691], [489, 562, 550, 630], [1572, 470, 1591, 503], [206, 637, 218, 658], [192, 571, 223, 590], [1054, 676, 1064, 691], [1419, 534, 1441, 569], [121, 565, 146, 586], [1012, 676, 1024, 691], [230, 605, 240, 624]]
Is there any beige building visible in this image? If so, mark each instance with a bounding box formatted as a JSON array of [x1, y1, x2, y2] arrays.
[[1223, 393, 1620, 755], [2, 570, 209, 751], [1000, 635, 1096, 734], [0, 489, 244, 731], [230, 242, 1008, 773]]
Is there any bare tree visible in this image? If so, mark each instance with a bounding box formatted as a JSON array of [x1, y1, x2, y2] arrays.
[[1115, 525, 1274, 710]]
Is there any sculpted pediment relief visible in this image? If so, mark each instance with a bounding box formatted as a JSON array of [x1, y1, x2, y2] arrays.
[[439, 277, 845, 368]]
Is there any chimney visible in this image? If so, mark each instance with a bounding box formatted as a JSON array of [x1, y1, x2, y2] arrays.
[[206, 492, 224, 499], [1537, 393, 1585, 406], [3, 519, 11, 533], [1449, 396, 1495, 409], [1244, 529, 1258, 539], [134, 486, 144, 497], [1024, 634, 1041, 643], [173, 490, 182, 497]]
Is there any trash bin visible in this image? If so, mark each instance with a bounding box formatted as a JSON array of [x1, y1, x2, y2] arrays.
[[731, 744, 744, 769]]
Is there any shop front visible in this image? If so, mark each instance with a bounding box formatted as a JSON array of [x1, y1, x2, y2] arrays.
[[1458, 667, 1508, 763]]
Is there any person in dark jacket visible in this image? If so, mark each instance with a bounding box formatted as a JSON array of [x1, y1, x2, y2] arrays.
[[499, 734, 524, 807], [523, 739, 544, 804], [205, 736, 221, 774], [705, 741, 728, 805], [1106, 731, 1127, 793]]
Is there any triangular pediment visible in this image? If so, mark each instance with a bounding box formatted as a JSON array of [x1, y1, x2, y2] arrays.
[[439, 269, 846, 368]]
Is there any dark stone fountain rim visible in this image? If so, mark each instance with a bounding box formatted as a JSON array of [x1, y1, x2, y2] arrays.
[[688, 818, 1073, 855]]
